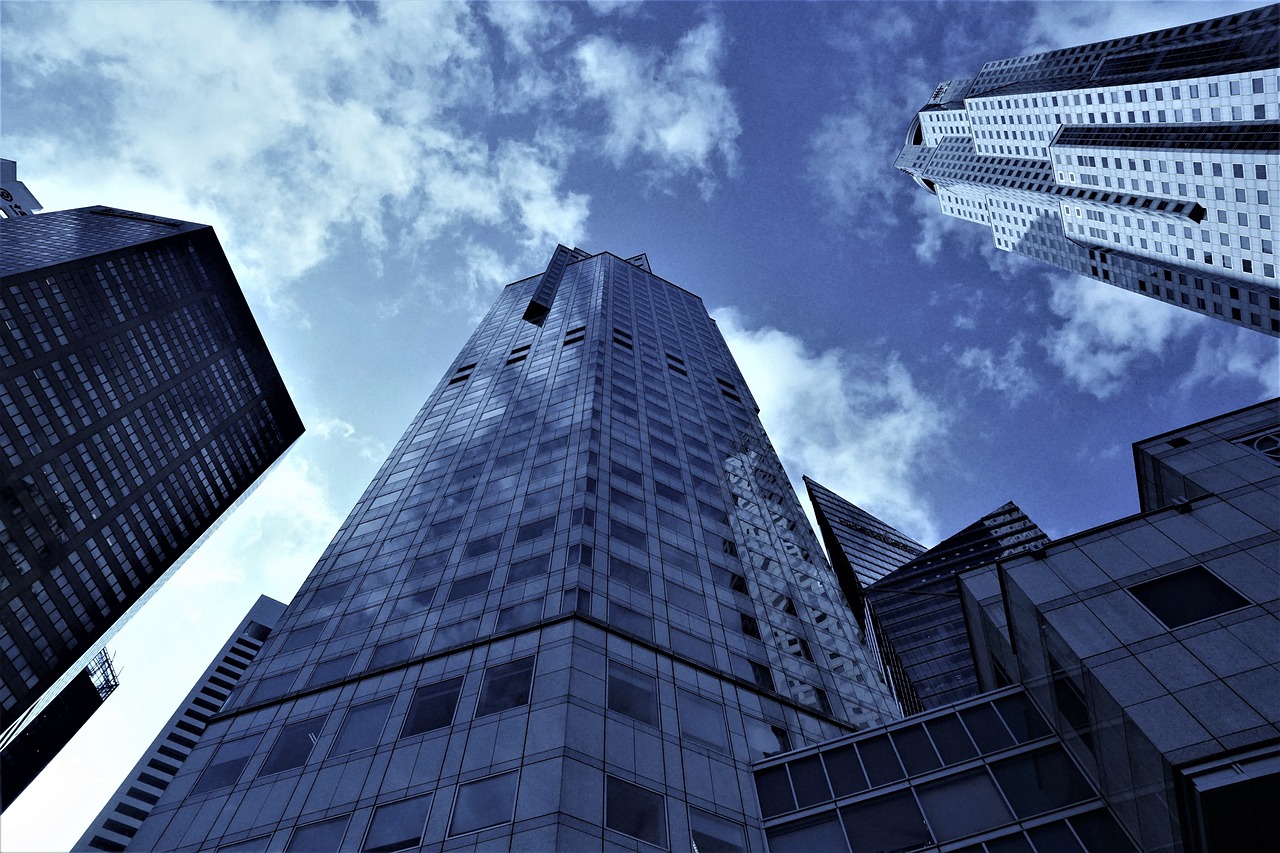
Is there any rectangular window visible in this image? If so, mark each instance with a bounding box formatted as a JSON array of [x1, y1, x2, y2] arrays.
[[507, 553, 550, 583], [608, 555, 650, 591], [447, 571, 493, 602], [191, 734, 262, 794], [678, 689, 728, 751], [1127, 565, 1249, 628], [475, 656, 535, 717], [606, 775, 668, 848], [516, 516, 555, 542], [607, 661, 659, 726], [496, 598, 543, 632], [401, 675, 465, 737], [330, 698, 393, 757], [287, 816, 350, 853], [306, 654, 356, 689], [258, 714, 328, 777], [608, 601, 653, 640], [449, 771, 519, 836], [363, 793, 433, 853]]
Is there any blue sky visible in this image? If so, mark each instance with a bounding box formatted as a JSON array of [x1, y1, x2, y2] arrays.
[[2, 1, 1276, 846]]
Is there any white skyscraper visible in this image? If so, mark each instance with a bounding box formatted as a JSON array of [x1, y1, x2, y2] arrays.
[[897, 4, 1279, 335]]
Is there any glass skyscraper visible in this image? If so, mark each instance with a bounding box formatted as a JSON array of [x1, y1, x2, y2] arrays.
[[114, 247, 900, 851], [896, 4, 1279, 334], [1, 205, 303, 808]]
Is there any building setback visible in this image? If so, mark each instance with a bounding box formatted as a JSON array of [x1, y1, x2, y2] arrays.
[[866, 502, 1047, 711], [896, 4, 1280, 335], [77, 596, 285, 852], [755, 398, 1280, 853], [0, 204, 303, 808], [114, 247, 901, 851]]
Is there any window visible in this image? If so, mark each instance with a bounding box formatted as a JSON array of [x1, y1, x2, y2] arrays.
[[258, 714, 328, 776], [677, 690, 728, 751], [446, 570, 493, 603], [838, 791, 931, 853], [991, 746, 1092, 818], [475, 656, 535, 717], [507, 553, 550, 583], [329, 698, 393, 757], [363, 793, 433, 852], [1128, 565, 1249, 628], [449, 771, 518, 836], [496, 598, 543, 632], [916, 770, 1011, 841], [191, 734, 261, 794], [607, 661, 658, 726], [287, 815, 350, 852], [689, 807, 746, 852], [609, 555, 650, 591], [608, 601, 653, 640], [606, 775, 668, 848], [430, 617, 480, 651], [401, 675, 465, 737], [370, 637, 415, 670]]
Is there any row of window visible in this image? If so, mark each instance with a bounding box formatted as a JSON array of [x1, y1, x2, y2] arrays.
[[214, 774, 747, 852]]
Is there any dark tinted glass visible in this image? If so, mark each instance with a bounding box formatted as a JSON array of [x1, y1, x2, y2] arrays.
[[506, 553, 550, 583], [892, 726, 941, 775], [754, 766, 795, 817], [191, 734, 261, 794], [401, 675, 464, 737], [475, 657, 535, 717], [608, 662, 658, 726], [450, 771, 518, 836], [960, 702, 1014, 753], [689, 807, 746, 853], [822, 745, 868, 796], [857, 735, 904, 787], [306, 654, 356, 688], [446, 571, 492, 602], [839, 790, 931, 853], [1128, 566, 1248, 628], [363, 793, 432, 852], [916, 769, 1011, 841], [766, 814, 847, 853], [258, 714, 327, 776], [992, 747, 1094, 819], [994, 692, 1052, 742], [286, 816, 349, 852], [789, 756, 832, 808], [330, 698, 392, 757], [606, 775, 667, 848], [925, 714, 977, 765]]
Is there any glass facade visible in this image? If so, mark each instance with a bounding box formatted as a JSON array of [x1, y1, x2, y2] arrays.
[[866, 503, 1046, 710], [897, 4, 1280, 335], [118, 247, 900, 851], [0, 207, 303, 805]]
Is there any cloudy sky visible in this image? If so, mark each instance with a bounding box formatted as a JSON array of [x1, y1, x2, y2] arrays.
[[2, 1, 1276, 847]]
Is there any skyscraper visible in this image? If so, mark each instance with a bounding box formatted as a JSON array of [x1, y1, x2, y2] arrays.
[[114, 247, 901, 851], [0, 204, 303, 807], [896, 4, 1280, 335]]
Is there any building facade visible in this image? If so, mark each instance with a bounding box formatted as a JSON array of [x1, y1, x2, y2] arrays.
[[0, 206, 304, 806], [115, 247, 900, 852], [896, 4, 1280, 335], [756, 398, 1279, 853], [78, 596, 286, 853], [865, 503, 1047, 711]]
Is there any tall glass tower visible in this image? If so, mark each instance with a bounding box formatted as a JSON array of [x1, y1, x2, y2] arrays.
[[896, 4, 1279, 335], [117, 248, 899, 852]]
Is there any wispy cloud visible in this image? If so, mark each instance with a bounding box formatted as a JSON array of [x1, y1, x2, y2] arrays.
[[957, 334, 1039, 405], [716, 308, 947, 543], [575, 16, 741, 198], [1039, 274, 1201, 399]]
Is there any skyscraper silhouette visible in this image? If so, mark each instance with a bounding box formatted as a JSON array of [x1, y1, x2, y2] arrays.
[[116, 247, 900, 851], [1, 203, 303, 809], [897, 4, 1279, 335]]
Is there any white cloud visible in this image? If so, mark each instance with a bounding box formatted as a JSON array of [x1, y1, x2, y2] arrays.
[[716, 309, 947, 543], [574, 17, 741, 198], [1040, 274, 1202, 399], [2, 2, 587, 321], [314, 417, 388, 462], [957, 334, 1039, 404], [1179, 328, 1280, 399]]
